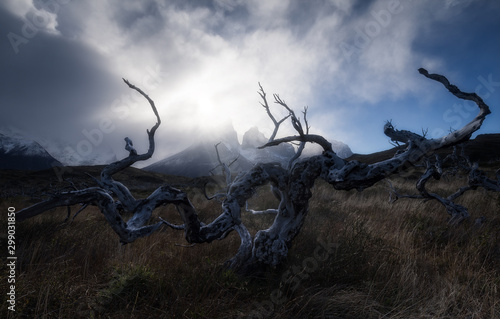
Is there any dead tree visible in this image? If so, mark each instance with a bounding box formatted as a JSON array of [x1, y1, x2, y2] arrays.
[[388, 145, 500, 224], [17, 69, 494, 273], [16, 79, 188, 243]]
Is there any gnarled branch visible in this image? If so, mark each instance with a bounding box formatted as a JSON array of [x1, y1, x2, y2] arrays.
[[389, 145, 499, 224], [322, 68, 492, 192], [17, 80, 183, 243], [16, 69, 496, 274]]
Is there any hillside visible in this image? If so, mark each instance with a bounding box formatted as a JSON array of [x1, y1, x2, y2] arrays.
[[0, 133, 62, 170], [0, 133, 498, 318], [0, 166, 197, 200], [1, 165, 499, 318], [145, 125, 353, 177], [347, 133, 500, 165], [2, 134, 498, 198]]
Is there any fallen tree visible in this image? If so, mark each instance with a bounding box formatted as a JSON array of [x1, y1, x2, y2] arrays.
[[17, 69, 498, 273]]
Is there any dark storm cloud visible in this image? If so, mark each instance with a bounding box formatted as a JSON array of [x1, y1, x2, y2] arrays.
[[1, 0, 498, 165], [112, 1, 165, 37], [0, 7, 122, 137]]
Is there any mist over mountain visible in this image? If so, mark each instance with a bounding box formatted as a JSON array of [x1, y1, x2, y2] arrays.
[[298, 139, 353, 159], [40, 138, 119, 167], [0, 132, 61, 170], [145, 123, 251, 178], [0, 122, 353, 175], [240, 126, 296, 166], [0, 127, 119, 170], [144, 124, 353, 177]]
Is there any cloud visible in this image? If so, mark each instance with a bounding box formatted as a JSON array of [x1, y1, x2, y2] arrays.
[[2, 0, 60, 35], [1, 0, 498, 163]]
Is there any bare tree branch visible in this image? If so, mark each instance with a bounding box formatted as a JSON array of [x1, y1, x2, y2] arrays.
[[245, 185, 282, 215], [202, 181, 227, 202], [95, 78, 163, 213], [245, 203, 279, 214], [124, 137, 137, 156], [159, 217, 185, 230], [213, 142, 233, 187], [385, 68, 490, 149], [71, 203, 89, 221], [259, 134, 333, 153], [16, 69, 497, 274], [258, 83, 290, 142], [16, 80, 182, 244], [273, 94, 305, 136], [388, 145, 499, 224]]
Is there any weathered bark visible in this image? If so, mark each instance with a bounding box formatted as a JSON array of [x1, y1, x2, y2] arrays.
[[16, 69, 496, 273], [17, 79, 189, 244], [389, 147, 500, 224], [220, 68, 493, 268]]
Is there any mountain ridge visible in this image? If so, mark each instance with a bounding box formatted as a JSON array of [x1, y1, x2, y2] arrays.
[[144, 125, 353, 177], [347, 133, 500, 165], [0, 132, 62, 171]]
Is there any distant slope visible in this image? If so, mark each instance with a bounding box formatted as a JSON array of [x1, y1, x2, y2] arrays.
[[0, 133, 62, 170], [0, 165, 195, 198], [240, 126, 296, 166], [3, 135, 496, 198], [145, 125, 353, 178], [347, 134, 500, 165], [144, 141, 253, 178], [461, 134, 500, 164]]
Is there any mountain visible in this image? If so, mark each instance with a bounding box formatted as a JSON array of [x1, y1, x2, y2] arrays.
[[240, 126, 296, 166], [145, 140, 254, 178], [0, 132, 62, 170], [145, 122, 253, 178], [330, 140, 353, 159], [297, 139, 353, 159], [240, 126, 353, 160], [145, 125, 353, 177], [42, 140, 118, 167]]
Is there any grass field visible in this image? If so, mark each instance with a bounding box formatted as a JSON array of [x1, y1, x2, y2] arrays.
[[1, 168, 499, 318]]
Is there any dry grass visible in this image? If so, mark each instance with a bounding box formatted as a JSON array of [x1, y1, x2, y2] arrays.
[[1, 173, 499, 318]]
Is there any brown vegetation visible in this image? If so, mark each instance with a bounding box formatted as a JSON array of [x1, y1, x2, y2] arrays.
[[1, 167, 499, 318]]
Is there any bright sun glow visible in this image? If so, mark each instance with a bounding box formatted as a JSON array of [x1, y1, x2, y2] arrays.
[[160, 79, 235, 136]]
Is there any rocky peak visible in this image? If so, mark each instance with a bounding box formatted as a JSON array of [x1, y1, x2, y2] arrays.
[[241, 126, 268, 149]]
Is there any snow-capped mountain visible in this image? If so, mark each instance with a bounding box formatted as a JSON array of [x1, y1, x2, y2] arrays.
[[0, 126, 119, 169], [0, 123, 353, 175], [39, 139, 118, 167], [0, 132, 62, 170], [145, 125, 353, 177]]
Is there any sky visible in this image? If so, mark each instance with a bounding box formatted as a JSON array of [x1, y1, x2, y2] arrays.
[[1, 0, 499, 167]]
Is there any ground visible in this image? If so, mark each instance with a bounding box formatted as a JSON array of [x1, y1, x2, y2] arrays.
[[1, 166, 499, 318]]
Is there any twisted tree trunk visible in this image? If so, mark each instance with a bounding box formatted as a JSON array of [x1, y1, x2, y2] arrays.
[[16, 69, 495, 273]]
